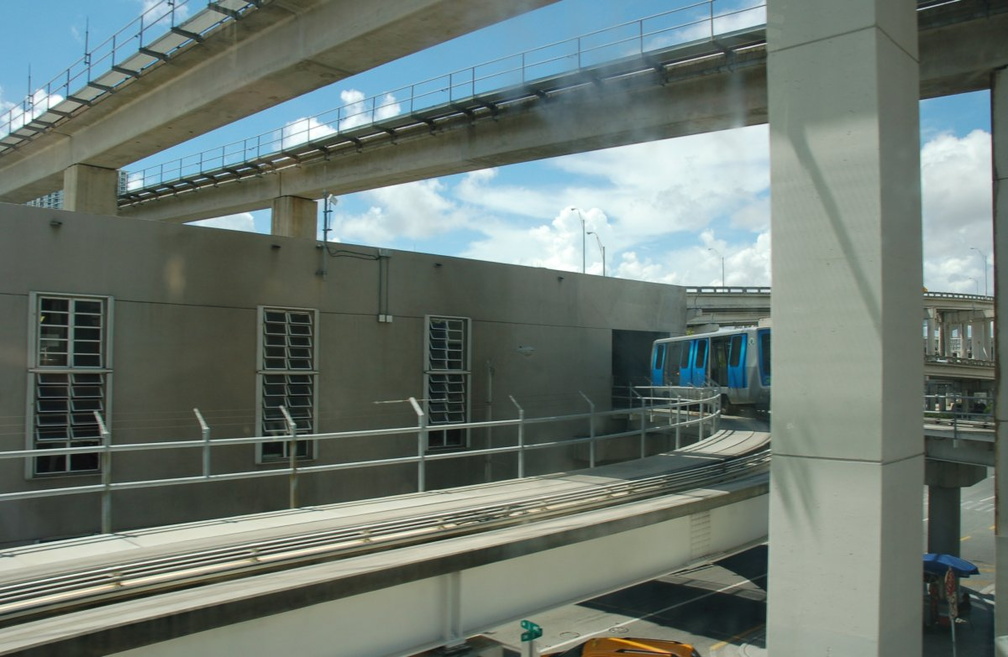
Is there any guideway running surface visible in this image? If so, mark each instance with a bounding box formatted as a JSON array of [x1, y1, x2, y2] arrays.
[[0, 422, 768, 655]]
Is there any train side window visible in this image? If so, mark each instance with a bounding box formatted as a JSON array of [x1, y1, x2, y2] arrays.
[[679, 341, 692, 369], [665, 342, 684, 385], [759, 330, 771, 380], [729, 335, 744, 367], [694, 339, 707, 368], [653, 344, 665, 370]]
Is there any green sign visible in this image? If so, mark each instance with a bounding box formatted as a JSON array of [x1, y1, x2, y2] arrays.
[[520, 620, 543, 642]]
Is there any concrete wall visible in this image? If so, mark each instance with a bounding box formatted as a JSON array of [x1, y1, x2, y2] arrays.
[[0, 203, 685, 545]]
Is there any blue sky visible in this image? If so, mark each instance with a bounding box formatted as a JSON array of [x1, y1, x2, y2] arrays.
[[0, 0, 994, 293]]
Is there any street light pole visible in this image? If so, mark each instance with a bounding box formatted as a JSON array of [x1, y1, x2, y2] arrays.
[[970, 247, 988, 296], [571, 207, 587, 273], [587, 231, 605, 276], [708, 247, 724, 287]]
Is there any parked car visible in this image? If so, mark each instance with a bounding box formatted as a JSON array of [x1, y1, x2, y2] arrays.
[[544, 636, 702, 657]]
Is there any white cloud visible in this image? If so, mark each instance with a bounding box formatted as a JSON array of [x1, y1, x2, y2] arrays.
[[339, 89, 401, 131], [921, 129, 993, 293], [334, 179, 469, 243], [280, 116, 337, 149], [138, 0, 191, 26], [191, 213, 256, 232], [0, 88, 66, 137]]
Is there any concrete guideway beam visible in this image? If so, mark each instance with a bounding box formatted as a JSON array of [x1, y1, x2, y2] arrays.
[[0, 480, 768, 657], [119, 62, 771, 223], [766, 0, 925, 654], [115, 6, 1008, 225], [0, 0, 559, 204]]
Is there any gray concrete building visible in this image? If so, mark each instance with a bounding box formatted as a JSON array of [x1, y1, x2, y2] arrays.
[[0, 202, 685, 546]]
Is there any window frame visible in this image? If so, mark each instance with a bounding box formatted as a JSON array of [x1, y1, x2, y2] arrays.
[[255, 306, 319, 464], [423, 315, 471, 451], [26, 292, 114, 478]]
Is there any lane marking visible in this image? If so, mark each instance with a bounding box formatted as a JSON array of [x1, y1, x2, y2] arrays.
[[710, 623, 766, 651], [540, 573, 767, 653]]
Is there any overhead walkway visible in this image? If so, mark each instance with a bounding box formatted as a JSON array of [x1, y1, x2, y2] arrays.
[[0, 424, 769, 657]]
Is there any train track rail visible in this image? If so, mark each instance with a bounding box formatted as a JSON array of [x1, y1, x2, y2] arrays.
[[0, 447, 768, 628]]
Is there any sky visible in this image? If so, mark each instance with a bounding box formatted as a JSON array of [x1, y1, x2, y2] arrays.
[[0, 0, 995, 294]]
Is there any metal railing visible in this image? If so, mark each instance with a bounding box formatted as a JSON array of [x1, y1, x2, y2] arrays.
[[0, 388, 722, 536], [0, 0, 265, 147], [924, 394, 994, 439], [121, 1, 768, 192]]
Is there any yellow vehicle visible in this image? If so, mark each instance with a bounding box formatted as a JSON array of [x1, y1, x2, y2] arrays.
[[544, 636, 702, 657]]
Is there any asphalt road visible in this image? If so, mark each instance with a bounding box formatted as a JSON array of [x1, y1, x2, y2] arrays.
[[486, 471, 996, 657]]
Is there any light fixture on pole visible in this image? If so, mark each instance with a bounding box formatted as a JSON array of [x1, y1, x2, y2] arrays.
[[587, 231, 605, 277], [708, 247, 725, 287], [571, 207, 587, 273], [970, 247, 988, 296]]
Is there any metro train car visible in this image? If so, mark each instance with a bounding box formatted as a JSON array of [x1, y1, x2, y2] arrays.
[[649, 325, 771, 410]]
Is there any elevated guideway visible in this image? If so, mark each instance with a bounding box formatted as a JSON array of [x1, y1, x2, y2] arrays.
[[0, 425, 769, 657], [111, 0, 1008, 224], [0, 0, 557, 205]]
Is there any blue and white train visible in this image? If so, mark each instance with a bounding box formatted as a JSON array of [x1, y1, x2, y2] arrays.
[[649, 326, 771, 410]]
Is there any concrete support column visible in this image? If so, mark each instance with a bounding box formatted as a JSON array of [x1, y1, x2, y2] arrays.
[[991, 65, 1008, 654], [62, 164, 119, 215], [925, 460, 986, 557], [271, 195, 318, 239], [927, 486, 962, 556], [766, 1, 923, 655]]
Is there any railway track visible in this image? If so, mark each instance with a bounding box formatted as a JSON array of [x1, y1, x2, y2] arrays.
[[0, 447, 768, 628]]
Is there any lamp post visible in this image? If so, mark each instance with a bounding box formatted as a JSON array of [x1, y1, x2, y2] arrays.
[[708, 247, 725, 287], [970, 247, 988, 296], [587, 231, 605, 276], [571, 207, 586, 273]]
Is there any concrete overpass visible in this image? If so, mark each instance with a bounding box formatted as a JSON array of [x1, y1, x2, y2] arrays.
[[103, 1, 1008, 231], [0, 0, 558, 209]]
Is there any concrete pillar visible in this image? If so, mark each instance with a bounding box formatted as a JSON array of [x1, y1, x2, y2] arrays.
[[925, 460, 986, 556], [991, 65, 1008, 655], [62, 163, 119, 215], [927, 486, 961, 556], [271, 195, 318, 239], [766, 1, 923, 655]]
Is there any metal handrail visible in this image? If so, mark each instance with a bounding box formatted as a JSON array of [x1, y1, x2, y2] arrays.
[[1, 389, 722, 535], [1, 0, 264, 147]]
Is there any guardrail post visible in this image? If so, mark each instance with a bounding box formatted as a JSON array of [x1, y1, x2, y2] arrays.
[[639, 404, 647, 459], [410, 397, 427, 492], [510, 395, 525, 478], [580, 392, 596, 469], [95, 411, 112, 534], [675, 394, 682, 449], [279, 406, 298, 508], [194, 408, 210, 477], [698, 392, 706, 443]]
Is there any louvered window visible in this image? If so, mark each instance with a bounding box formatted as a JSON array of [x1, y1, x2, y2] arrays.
[[29, 294, 111, 476], [257, 308, 317, 461], [424, 316, 470, 449]]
